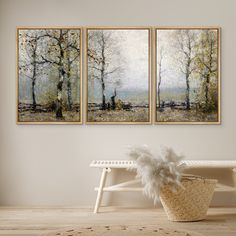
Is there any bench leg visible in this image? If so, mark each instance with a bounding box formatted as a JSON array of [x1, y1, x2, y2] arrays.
[[94, 168, 109, 213], [233, 168, 236, 186]]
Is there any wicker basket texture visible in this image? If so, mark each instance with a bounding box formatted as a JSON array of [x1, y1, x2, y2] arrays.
[[160, 175, 217, 222]]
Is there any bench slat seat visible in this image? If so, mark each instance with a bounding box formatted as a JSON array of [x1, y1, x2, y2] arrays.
[[90, 160, 236, 169]]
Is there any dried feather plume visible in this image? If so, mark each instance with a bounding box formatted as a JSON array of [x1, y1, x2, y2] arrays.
[[128, 145, 186, 204]]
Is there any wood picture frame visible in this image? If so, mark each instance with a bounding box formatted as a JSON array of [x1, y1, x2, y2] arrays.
[[154, 27, 221, 124], [16, 27, 82, 124], [85, 27, 152, 124]]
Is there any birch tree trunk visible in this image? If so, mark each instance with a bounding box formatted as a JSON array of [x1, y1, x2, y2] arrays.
[[56, 69, 65, 119], [185, 58, 191, 110], [32, 79, 36, 110], [55, 30, 66, 119], [177, 30, 195, 110], [204, 37, 214, 109], [101, 33, 106, 110], [31, 40, 38, 111], [67, 62, 72, 111], [205, 74, 210, 108], [157, 48, 163, 109], [185, 74, 190, 110]]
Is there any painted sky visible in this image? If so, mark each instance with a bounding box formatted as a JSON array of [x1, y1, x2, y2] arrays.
[[88, 29, 149, 104], [113, 30, 149, 91], [156, 29, 202, 89]]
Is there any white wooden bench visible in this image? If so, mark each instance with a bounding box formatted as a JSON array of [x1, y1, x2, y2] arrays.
[[90, 160, 236, 213]]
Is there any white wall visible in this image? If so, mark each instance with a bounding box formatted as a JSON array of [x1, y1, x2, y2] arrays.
[[0, 0, 236, 206]]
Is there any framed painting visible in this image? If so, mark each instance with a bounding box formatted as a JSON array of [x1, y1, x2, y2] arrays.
[[17, 27, 82, 124], [85, 27, 151, 124], [155, 27, 221, 124]]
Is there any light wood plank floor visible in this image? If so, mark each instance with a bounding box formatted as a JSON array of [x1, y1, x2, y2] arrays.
[[0, 207, 235, 236]]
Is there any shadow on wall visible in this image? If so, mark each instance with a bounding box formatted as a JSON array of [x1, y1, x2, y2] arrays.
[[102, 168, 236, 208]]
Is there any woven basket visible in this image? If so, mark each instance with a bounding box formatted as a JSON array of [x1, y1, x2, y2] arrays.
[[160, 175, 217, 222], [233, 168, 236, 186]]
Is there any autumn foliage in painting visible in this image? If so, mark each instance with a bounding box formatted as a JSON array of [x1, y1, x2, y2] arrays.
[[18, 28, 81, 122]]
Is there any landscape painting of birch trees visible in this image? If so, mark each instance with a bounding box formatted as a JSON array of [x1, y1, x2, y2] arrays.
[[86, 28, 151, 124], [155, 28, 220, 124], [17, 28, 81, 123]]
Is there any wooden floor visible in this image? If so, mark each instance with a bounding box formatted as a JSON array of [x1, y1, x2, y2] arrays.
[[0, 207, 235, 236]]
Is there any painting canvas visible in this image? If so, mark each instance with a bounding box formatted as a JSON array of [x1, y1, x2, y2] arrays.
[[86, 28, 151, 124], [155, 28, 220, 124], [17, 28, 81, 123]]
